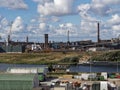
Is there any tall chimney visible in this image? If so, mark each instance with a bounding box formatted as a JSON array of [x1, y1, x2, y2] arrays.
[[68, 30, 69, 42], [7, 35, 11, 45], [26, 36, 28, 43], [97, 22, 100, 43], [44, 34, 48, 48]]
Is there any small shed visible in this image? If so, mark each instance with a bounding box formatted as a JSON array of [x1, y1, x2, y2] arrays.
[[0, 73, 39, 90]]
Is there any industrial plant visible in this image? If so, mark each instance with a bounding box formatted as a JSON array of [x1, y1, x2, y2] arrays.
[[0, 22, 120, 53]]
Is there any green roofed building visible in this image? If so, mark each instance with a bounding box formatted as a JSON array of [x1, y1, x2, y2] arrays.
[[0, 74, 39, 90]]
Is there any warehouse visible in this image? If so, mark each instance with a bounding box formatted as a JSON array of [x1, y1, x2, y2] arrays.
[[0, 45, 25, 53], [7, 67, 48, 81], [0, 73, 39, 90], [7, 67, 48, 74]]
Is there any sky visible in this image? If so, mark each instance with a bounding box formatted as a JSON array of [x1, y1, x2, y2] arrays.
[[0, 0, 120, 42]]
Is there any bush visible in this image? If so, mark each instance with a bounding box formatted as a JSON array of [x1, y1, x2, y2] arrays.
[[60, 56, 79, 63], [90, 51, 120, 61]]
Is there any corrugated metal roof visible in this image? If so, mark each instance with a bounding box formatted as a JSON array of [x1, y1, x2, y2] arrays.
[[7, 67, 48, 74], [0, 74, 36, 81]]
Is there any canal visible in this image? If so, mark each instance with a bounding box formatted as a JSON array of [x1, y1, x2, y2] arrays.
[[0, 63, 120, 73], [69, 64, 120, 73]]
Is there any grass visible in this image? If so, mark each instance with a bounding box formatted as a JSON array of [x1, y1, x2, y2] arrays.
[[1, 50, 117, 65], [0, 52, 81, 64]]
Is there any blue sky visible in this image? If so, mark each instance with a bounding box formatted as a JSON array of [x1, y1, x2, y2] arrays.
[[0, 0, 120, 42]]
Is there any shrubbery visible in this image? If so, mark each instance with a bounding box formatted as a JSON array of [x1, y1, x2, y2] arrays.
[[60, 56, 79, 63], [91, 51, 120, 61]]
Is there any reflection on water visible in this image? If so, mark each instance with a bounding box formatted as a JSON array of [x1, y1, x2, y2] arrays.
[[0, 63, 120, 73], [69, 65, 120, 73], [0, 63, 46, 72]]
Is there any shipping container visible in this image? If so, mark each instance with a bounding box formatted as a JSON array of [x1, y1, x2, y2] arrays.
[[81, 74, 90, 80], [100, 81, 108, 90], [92, 82, 100, 90], [62, 75, 73, 79], [54, 87, 66, 90], [88, 73, 97, 80], [99, 76, 105, 81], [38, 74, 45, 81], [74, 75, 81, 79], [101, 72, 107, 80], [116, 75, 120, 79], [108, 82, 117, 90]]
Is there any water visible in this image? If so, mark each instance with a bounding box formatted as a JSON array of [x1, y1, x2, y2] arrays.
[[0, 63, 46, 72], [0, 63, 120, 73], [69, 65, 120, 73]]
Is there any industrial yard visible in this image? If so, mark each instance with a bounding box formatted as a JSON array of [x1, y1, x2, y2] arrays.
[[0, 66, 120, 90], [0, 0, 120, 89]]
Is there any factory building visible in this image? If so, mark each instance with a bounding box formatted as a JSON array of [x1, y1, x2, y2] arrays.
[[7, 67, 48, 82], [1, 45, 25, 53], [0, 73, 39, 90]]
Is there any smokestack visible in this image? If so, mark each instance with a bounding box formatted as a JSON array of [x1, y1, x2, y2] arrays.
[[7, 21, 13, 45], [26, 36, 28, 43], [44, 34, 48, 48], [97, 22, 100, 43], [67, 30, 70, 49], [67, 30, 69, 43], [7, 35, 11, 45]]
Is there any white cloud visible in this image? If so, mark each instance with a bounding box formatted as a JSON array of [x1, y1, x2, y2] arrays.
[[80, 21, 98, 39], [0, 0, 28, 9], [0, 16, 10, 39], [112, 25, 120, 31], [12, 16, 24, 32], [39, 23, 47, 31], [51, 16, 60, 22], [102, 14, 120, 38], [92, 0, 120, 5], [30, 19, 36, 23], [1, 18, 9, 27], [33, 0, 52, 3], [78, 0, 120, 19], [91, 0, 120, 16], [107, 14, 120, 25], [78, 4, 97, 21], [59, 23, 73, 28], [56, 23, 79, 37], [37, 0, 75, 16], [76, 0, 120, 40]]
